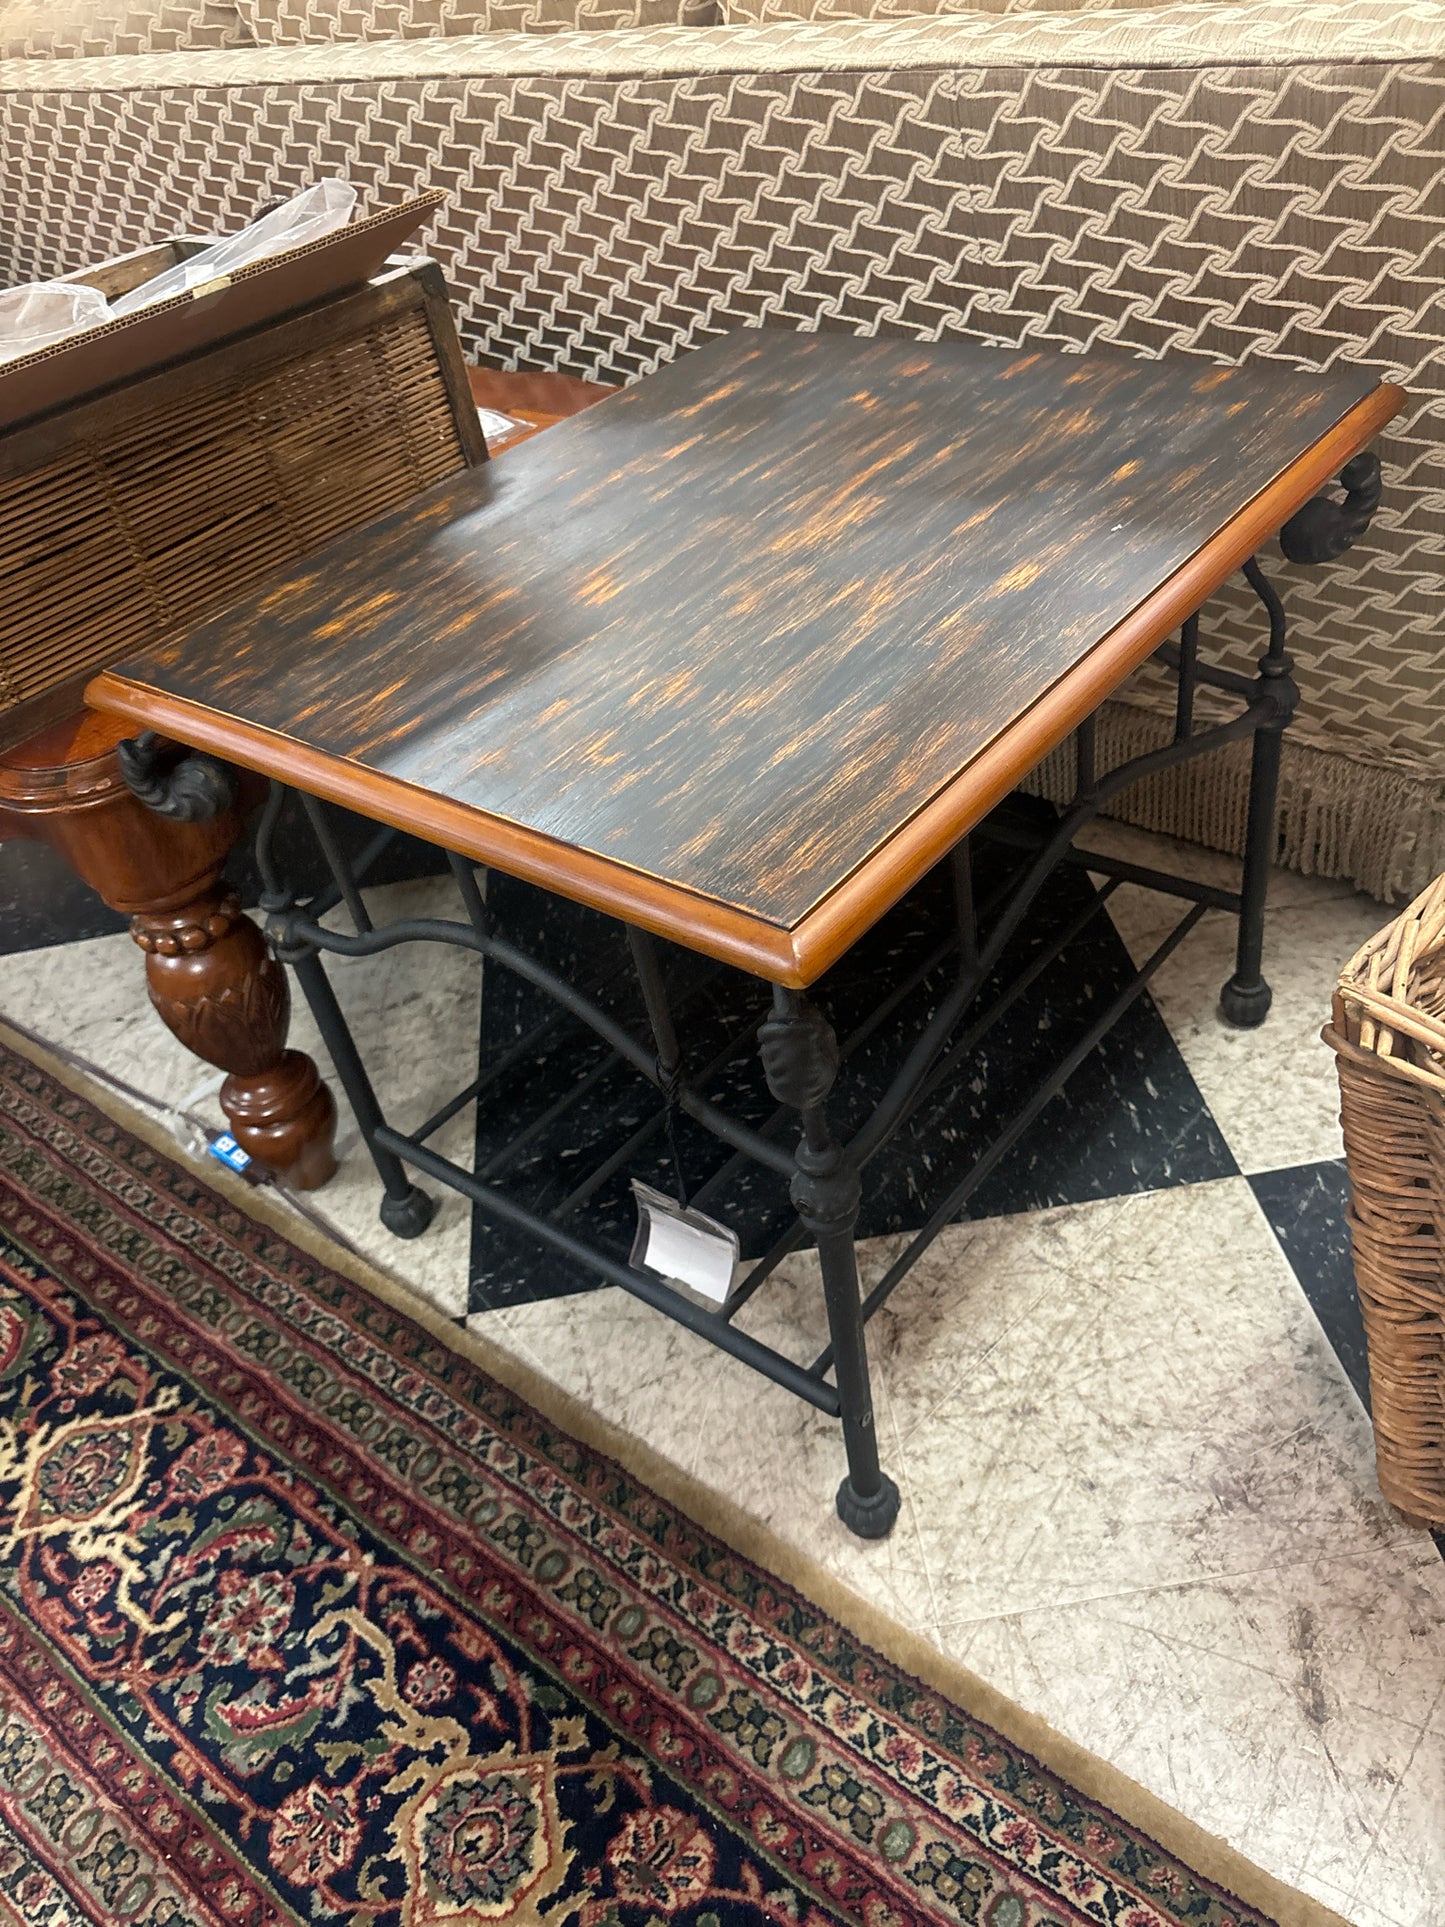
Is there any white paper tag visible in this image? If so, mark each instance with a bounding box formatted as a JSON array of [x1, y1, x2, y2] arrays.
[[629, 1180, 739, 1306]]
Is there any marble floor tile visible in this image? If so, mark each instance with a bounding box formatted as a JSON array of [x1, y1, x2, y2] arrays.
[[879, 1179, 1418, 1624], [1349, 1720, 1445, 1926], [0, 920, 210, 1108], [1102, 884, 1389, 1174], [937, 1541, 1445, 1927], [1302, 1877, 1402, 1927], [471, 1284, 732, 1464], [846, 1199, 1134, 1427]]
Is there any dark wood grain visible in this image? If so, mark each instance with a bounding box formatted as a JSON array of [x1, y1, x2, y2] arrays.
[[89, 330, 1400, 980]]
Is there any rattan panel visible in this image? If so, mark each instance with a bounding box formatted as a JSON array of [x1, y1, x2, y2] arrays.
[[0, 292, 471, 742]]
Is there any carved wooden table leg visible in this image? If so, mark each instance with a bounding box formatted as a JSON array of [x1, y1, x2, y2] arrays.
[[0, 711, 337, 1190]]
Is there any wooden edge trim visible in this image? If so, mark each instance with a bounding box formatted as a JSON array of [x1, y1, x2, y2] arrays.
[[78, 678, 808, 979], [786, 380, 1406, 982], [0, 1015, 1354, 1927], [88, 381, 1403, 989]]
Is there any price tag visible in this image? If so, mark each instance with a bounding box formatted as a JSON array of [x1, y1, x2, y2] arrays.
[[629, 1180, 739, 1306]]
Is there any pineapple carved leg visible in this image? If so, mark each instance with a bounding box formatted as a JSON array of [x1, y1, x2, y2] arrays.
[[0, 717, 337, 1190], [130, 883, 337, 1190]]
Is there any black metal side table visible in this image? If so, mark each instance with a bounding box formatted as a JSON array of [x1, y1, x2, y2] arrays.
[[89, 328, 1398, 1537]]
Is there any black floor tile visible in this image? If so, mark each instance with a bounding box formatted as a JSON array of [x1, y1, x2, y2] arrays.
[[468, 819, 1235, 1312], [1251, 1159, 1445, 1561], [1249, 1159, 1371, 1409], [0, 840, 130, 954]]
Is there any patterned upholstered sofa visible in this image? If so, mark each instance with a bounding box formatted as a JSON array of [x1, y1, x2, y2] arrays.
[[2, 0, 1441, 898]]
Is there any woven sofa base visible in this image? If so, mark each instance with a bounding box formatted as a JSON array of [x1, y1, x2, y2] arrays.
[[1026, 697, 1445, 907]]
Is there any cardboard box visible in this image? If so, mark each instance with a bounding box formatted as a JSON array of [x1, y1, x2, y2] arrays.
[[0, 191, 445, 433]]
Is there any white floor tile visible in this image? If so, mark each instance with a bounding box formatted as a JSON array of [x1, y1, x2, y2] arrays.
[[1104, 883, 1388, 1174], [880, 1181, 1418, 1623], [1346, 1713, 1445, 1927], [939, 1544, 1445, 1927]]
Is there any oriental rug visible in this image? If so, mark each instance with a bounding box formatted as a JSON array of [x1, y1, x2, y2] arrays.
[[0, 1031, 1338, 1927]]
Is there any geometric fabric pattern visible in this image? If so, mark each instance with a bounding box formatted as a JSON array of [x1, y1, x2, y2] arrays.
[[241, 0, 720, 43], [726, 0, 1158, 25], [2, 0, 1443, 892], [0, 0, 248, 58]]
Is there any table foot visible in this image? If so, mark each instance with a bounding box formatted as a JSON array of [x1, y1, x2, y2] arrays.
[[1219, 560, 1297, 1035], [836, 1472, 901, 1540], [220, 1052, 338, 1190], [282, 946, 437, 1235], [0, 725, 340, 1191], [379, 1185, 436, 1239], [1219, 974, 1274, 1028]]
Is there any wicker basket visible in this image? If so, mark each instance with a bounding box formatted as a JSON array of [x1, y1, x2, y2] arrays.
[[1326, 875, 1445, 1526], [0, 254, 484, 750]]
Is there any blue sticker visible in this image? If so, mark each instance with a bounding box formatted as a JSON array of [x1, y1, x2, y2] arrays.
[[208, 1133, 252, 1173]]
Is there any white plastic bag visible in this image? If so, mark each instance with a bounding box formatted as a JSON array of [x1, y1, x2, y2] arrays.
[[0, 281, 113, 365], [112, 179, 358, 318]]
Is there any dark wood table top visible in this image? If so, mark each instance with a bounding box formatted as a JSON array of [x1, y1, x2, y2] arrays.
[[89, 329, 1400, 985]]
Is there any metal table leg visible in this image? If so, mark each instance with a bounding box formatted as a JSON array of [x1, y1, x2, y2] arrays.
[[1219, 558, 1298, 1027], [760, 988, 900, 1538]]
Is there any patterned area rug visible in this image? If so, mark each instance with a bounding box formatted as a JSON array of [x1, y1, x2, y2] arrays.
[[0, 1029, 1337, 1927]]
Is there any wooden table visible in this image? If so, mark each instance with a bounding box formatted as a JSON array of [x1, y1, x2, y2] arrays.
[[0, 353, 610, 1192], [467, 363, 616, 447], [88, 328, 1401, 1536]]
